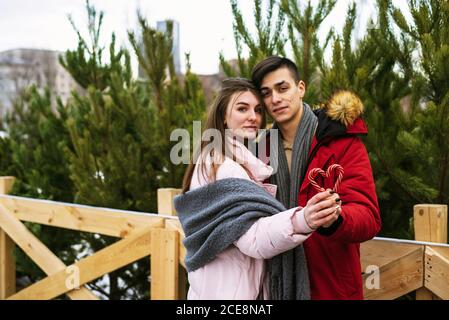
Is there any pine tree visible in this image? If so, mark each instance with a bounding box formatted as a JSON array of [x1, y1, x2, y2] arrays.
[[0, 136, 15, 177], [359, 0, 423, 238], [383, 0, 449, 206], [60, 2, 162, 299], [5, 86, 73, 201], [219, 0, 286, 78], [129, 15, 206, 188], [280, 0, 337, 103], [61, 2, 205, 298], [59, 1, 131, 91], [314, 1, 419, 237], [3, 85, 83, 292], [314, 0, 449, 238]]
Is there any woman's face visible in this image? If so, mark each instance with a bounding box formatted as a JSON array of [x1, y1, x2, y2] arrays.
[[225, 91, 263, 140]]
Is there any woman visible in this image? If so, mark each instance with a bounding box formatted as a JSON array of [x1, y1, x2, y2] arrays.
[[175, 78, 340, 300]]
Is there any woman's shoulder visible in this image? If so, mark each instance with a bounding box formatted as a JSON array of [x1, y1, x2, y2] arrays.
[[216, 157, 251, 181], [190, 155, 251, 190]]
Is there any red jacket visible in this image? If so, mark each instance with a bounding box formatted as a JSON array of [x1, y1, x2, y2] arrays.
[[299, 110, 381, 299]]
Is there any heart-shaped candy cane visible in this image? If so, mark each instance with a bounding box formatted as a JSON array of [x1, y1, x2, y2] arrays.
[[307, 164, 344, 193]]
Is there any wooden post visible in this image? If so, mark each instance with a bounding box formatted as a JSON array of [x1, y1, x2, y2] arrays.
[[157, 188, 181, 216], [0, 176, 16, 299], [414, 204, 448, 300], [153, 188, 182, 299], [150, 228, 179, 299], [178, 267, 188, 300]]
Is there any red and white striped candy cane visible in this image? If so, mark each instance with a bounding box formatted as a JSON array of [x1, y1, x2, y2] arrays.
[[329, 164, 344, 192], [308, 164, 344, 193], [308, 168, 326, 192]]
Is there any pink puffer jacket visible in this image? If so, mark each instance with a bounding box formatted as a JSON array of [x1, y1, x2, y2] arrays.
[[187, 141, 313, 300]]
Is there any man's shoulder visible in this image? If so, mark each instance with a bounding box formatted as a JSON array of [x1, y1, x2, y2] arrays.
[[315, 110, 367, 141]]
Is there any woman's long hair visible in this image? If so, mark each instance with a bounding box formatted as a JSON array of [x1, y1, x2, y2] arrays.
[[181, 78, 266, 193]]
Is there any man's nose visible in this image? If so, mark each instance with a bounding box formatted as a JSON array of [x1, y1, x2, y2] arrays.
[[271, 91, 282, 104]]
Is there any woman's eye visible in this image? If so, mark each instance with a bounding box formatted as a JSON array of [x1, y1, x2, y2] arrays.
[[238, 107, 247, 112], [255, 107, 262, 113]]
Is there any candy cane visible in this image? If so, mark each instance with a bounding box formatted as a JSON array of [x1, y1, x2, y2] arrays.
[[308, 168, 326, 192], [307, 164, 344, 193]]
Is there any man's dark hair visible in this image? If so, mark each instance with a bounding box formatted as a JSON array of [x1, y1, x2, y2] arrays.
[[251, 56, 301, 89]]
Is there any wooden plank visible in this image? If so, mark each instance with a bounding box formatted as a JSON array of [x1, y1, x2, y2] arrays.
[[178, 267, 188, 300], [424, 246, 449, 300], [414, 204, 448, 300], [0, 177, 16, 299], [0, 204, 97, 300], [7, 225, 154, 300], [0, 195, 165, 237], [0, 177, 16, 194], [428, 205, 448, 243], [165, 219, 186, 269], [157, 188, 181, 216], [0, 229, 15, 299], [165, 219, 188, 299], [361, 239, 423, 271], [414, 204, 448, 243], [363, 246, 423, 300], [151, 228, 179, 300]]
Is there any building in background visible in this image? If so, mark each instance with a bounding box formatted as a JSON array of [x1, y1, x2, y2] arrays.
[[0, 48, 82, 116]]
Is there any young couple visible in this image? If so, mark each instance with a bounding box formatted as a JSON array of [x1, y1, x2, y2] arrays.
[[175, 56, 381, 300]]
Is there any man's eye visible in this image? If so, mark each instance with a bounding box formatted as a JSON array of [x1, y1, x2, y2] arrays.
[[261, 91, 270, 97], [280, 87, 288, 92]]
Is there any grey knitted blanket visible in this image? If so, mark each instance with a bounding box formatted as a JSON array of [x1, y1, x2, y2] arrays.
[[174, 178, 310, 300]]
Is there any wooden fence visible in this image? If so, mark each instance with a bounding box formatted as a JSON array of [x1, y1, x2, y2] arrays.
[[0, 176, 448, 300]]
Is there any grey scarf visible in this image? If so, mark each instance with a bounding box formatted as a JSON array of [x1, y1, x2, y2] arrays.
[[174, 178, 310, 300], [268, 103, 318, 300]]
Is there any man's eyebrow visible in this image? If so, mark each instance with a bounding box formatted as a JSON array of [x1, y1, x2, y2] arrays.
[[274, 80, 286, 87], [260, 80, 286, 90]]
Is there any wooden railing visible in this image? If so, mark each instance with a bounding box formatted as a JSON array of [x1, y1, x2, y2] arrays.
[[362, 204, 449, 300], [0, 177, 180, 300], [0, 176, 448, 300]]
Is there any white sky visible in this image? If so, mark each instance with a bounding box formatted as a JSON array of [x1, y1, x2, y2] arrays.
[[0, 0, 407, 75]]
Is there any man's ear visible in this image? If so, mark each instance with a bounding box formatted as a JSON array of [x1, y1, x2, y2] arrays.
[[297, 80, 306, 98]]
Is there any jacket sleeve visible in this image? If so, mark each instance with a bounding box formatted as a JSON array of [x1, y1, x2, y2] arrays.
[[234, 207, 313, 259], [323, 137, 381, 243]]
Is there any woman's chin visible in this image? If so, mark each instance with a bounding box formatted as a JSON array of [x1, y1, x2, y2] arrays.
[[230, 129, 258, 141], [239, 132, 257, 140]]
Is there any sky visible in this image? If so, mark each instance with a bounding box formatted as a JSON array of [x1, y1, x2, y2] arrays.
[[0, 0, 407, 75]]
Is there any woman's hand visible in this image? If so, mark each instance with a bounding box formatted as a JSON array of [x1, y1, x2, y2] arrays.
[[303, 190, 341, 230]]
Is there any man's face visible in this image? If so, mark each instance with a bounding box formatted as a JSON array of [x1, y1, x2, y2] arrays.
[[259, 67, 305, 125]]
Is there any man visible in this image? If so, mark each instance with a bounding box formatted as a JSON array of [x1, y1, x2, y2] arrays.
[[252, 56, 381, 300]]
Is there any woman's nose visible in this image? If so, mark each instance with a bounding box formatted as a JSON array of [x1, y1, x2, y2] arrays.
[[248, 109, 257, 121]]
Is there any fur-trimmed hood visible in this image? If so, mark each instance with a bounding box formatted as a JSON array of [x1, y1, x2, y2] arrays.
[[314, 90, 367, 141], [324, 90, 364, 126]]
